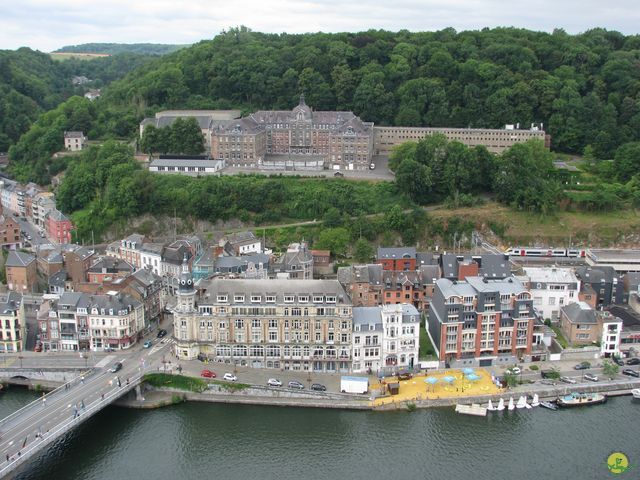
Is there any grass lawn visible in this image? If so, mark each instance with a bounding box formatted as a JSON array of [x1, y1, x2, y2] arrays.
[[550, 326, 569, 349], [143, 373, 207, 392], [419, 320, 436, 360]]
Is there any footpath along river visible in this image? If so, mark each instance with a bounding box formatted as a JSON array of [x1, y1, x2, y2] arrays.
[[1, 388, 638, 480]]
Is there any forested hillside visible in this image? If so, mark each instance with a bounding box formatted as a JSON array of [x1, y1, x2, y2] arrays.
[[96, 27, 640, 158], [9, 27, 640, 186], [0, 48, 73, 151], [54, 43, 188, 56]]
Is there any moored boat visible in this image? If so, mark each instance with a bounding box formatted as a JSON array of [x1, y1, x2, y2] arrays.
[[516, 396, 527, 409], [540, 401, 558, 410], [508, 397, 515, 411], [496, 398, 505, 411], [487, 399, 497, 411], [531, 394, 540, 407], [557, 392, 607, 408]]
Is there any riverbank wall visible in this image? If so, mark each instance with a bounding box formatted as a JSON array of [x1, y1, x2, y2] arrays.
[[115, 377, 640, 412]]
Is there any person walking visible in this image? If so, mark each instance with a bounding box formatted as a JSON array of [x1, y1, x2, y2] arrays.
[[101, 393, 105, 401], [42, 395, 46, 407], [80, 376, 85, 385]]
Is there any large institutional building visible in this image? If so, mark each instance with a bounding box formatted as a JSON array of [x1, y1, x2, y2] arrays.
[[140, 97, 548, 171], [173, 262, 354, 373]]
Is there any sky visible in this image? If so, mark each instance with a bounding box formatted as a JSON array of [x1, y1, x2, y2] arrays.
[[1, 0, 639, 52]]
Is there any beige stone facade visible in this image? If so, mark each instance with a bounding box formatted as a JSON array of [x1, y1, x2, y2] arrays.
[[174, 277, 353, 372], [373, 125, 549, 155]]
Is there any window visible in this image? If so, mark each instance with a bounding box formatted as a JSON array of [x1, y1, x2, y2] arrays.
[[298, 295, 309, 303], [251, 295, 261, 303], [217, 295, 228, 303], [284, 295, 295, 303], [266, 295, 276, 303], [234, 295, 245, 303]]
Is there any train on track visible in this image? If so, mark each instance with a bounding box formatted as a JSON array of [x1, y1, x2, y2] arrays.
[[506, 247, 587, 258]]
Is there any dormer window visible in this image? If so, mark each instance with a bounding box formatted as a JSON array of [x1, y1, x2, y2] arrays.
[[234, 295, 245, 303], [265, 295, 276, 303], [313, 295, 324, 303], [251, 295, 261, 303], [298, 295, 309, 303], [217, 295, 228, 303], [284, 295, 295, 303], [325, 295, 336, 304]]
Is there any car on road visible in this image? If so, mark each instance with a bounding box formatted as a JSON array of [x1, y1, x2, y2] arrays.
[[574, 362, 590, 370], [560, 376, 577, 384], [540, 379, 557, 386], [143, 340, 153, 348], [506, 367, 521, 375], [333, 171, 344, 177], [157, 329, 167, 338], [109, 362, 123, 373], [104, 347, 115, 352], [223, 373, 237, 382], [26, 235, 32, 241], [622, 369, 639, 377], [310, 383, 327, 391], [369, 163, 375, 170], [267, 378, 282, 387], [584, 373, 599, 382], [288, 380, 304, 390], [200, 369, 216, 378], [612, 356, 625, 366], [626, 358, 640, 365]]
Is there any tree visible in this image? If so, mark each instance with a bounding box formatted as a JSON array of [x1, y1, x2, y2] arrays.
[[322, 207, 343, 228], [502, 372, 518, 388], [602, 359, 619, 379], [353, 238, 374, 263], [314, 228, 350, 258], [614, 142, 640, 183]]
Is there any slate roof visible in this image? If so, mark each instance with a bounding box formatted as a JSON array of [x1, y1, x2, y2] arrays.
[[576, 266, 617, 283], [5, 251, 35, 267], [561, 302, 597, 324], [353, 307, 383, 330], [377, 247, 417, 260], [0, 291, 22, 314]]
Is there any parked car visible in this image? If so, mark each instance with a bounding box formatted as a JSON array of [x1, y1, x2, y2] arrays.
[[622, 369, 640, 378], [369, 163, 376, 170], [34, 343, 42, 352], [267, 378, 282, 387], [223, 373, 237, 382], [143, 340, 153, 348], [26, 235, 32, 241], [310, 383, 327, 392], [397, 372, 413, 381], [288, 380, 304, 390], [626, 358, 640, 366], [584, 373, 599, 382], [540, 379, 557, 386], [104, 346, 115, 353], [560, 376, 577, 384], [200, 369, 216, 378], [574, 362, 590, 370], [157, 329, 167, 338], [197, 354, 207, 362], [333, 171, 344, 177], [109, 362, 123, 373], [612, 356, 625, 366]]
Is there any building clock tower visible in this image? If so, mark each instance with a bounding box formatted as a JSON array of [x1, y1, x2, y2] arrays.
[[174, 254, 198, 359]]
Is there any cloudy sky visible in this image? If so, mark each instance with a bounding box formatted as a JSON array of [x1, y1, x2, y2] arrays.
[[1, 0, 638, 52]]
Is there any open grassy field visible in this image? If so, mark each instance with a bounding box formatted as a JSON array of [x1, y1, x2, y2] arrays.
[[50, 52, 111, 61], [430, 201, 640, 248]]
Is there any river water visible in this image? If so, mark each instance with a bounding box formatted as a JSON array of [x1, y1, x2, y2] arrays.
[[1, 388, 638, 480]]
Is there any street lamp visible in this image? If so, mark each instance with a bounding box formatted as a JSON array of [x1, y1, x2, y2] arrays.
[[18, 355, 23, 368]]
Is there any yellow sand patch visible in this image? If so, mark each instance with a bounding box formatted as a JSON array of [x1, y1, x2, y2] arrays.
[[370, 369, 503, 407]]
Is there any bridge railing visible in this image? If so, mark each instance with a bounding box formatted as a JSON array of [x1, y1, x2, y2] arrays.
[[0, 372, 143, 478], [0, 368, 94, 431]]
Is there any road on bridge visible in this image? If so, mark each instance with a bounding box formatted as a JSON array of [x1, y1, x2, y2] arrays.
[[0, 340, 173, 478]]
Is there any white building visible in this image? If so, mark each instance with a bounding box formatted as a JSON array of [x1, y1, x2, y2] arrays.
[[523, 267, 580, 321], [88, 292, 144, 351], [601, 315, 623, 358], [139, 243, 163, 276], [64, 131, 86, 151], [352, 303, 420, 373]]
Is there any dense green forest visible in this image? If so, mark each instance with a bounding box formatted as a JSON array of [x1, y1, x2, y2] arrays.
[[10, 26, 640, 183], [56, 141, 414, 243], [0, 47, 157, 156], [139, 117, 205, 155], [54, 43, 189, 56]]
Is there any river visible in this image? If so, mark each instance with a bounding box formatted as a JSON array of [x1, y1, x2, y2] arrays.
[[1, 388, 638, 480]]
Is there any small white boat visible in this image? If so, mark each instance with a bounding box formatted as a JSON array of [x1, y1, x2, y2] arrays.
[[487, 399, 497, 411], [516, 396, 527, 409], [497, 398, 505, 411], [508, 397, 515, 411], [632, 389, 640, 400], [531, 394, 540, 407]]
